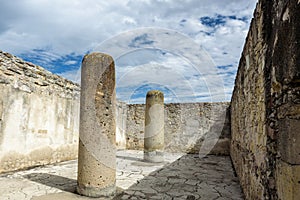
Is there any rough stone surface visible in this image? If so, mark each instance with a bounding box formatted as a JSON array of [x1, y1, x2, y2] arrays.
[[276, 160, 300, 200], [0, 51, 80, 173], [230, 0, 300, 199], [126, 102, 231, 154], [77, 53, 116, 197], [0, 150, 244, 200], [144, 90, 164, 162], [116, 101, 127, 149], [278, 118, 300, 164]]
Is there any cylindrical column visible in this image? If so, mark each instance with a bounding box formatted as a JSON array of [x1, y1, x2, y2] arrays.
[[144, 90, 164, 162], [77, 53, 116, 198]]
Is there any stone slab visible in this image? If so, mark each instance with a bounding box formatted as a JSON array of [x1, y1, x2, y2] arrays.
[[278, 118, 300, 164], [0, 150, 243, 200], [276, 159, 300, 200]]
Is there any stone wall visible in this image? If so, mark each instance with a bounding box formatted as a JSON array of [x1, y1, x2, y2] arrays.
[[230, 0, 300, 199], [125, 102, 231, 154], [0, 49, 230, 173], [0, 51, 80, 173], [116, 101, 127, 149]]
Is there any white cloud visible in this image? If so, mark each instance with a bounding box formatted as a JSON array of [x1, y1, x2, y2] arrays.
[[115, 50, 226, 103], [0, 0, 257, 55], [122, 17, 137, 26], [57, 69, 81, 84], [64, 60, 77, 65], [0, 0, 258, 102]]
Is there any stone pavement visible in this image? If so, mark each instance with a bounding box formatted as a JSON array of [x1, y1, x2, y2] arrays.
[[0, 150, 244, 200]]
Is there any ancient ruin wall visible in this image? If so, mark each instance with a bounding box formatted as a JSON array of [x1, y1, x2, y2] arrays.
[[0, 49, 230, 173], [230, 0, 300, 199], [116, 101, 127, 149], [126, 102, 231, 154], [0, 51, 80, 173]]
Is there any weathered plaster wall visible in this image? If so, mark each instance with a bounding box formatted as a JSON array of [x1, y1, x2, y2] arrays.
[[125, 102, 231, 154], [230, 0, 300, 199], [116, 101, 127, 149], [0, 51, 80, 173]]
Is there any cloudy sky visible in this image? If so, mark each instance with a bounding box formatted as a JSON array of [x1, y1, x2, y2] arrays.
[[0, 0, 258, 103]]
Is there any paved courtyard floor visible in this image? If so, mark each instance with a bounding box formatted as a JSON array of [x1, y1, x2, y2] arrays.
[[0, 150, 244, 200]]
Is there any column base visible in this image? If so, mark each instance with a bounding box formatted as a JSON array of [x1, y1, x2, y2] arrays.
[[144, 150, 164, 163], [77, 183, 116, 198]]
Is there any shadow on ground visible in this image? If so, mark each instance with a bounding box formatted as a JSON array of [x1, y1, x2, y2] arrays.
[[24, 173, 77, 193], [114, 154, 243, 200], [23, 154, 243, 200], [116, 155, 143, 162]]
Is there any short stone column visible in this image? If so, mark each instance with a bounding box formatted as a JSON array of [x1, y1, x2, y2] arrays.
[[144, 90, 164, 162], [77, 53, 116, 198]]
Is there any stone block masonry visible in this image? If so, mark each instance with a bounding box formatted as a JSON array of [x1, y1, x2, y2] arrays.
[[116, 101, 127, 149], [126, 102, 231, 155], [0, 51, 80, 173], [230, 0, 300, 199]]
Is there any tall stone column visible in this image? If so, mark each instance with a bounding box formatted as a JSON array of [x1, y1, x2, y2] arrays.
[[144, 90, 164, 162], [77, 53, 116, 198]]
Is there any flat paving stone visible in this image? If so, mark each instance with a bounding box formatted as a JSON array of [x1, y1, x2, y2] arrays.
[[0, 150, 244, 199]]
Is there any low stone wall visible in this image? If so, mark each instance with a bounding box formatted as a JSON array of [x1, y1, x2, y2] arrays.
[[0, 51, 80, 173], [230, 0, 300, 199], [125, 102, 231, 154]]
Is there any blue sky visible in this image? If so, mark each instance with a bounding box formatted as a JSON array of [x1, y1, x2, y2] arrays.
[[0, 0, 258, 103]]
